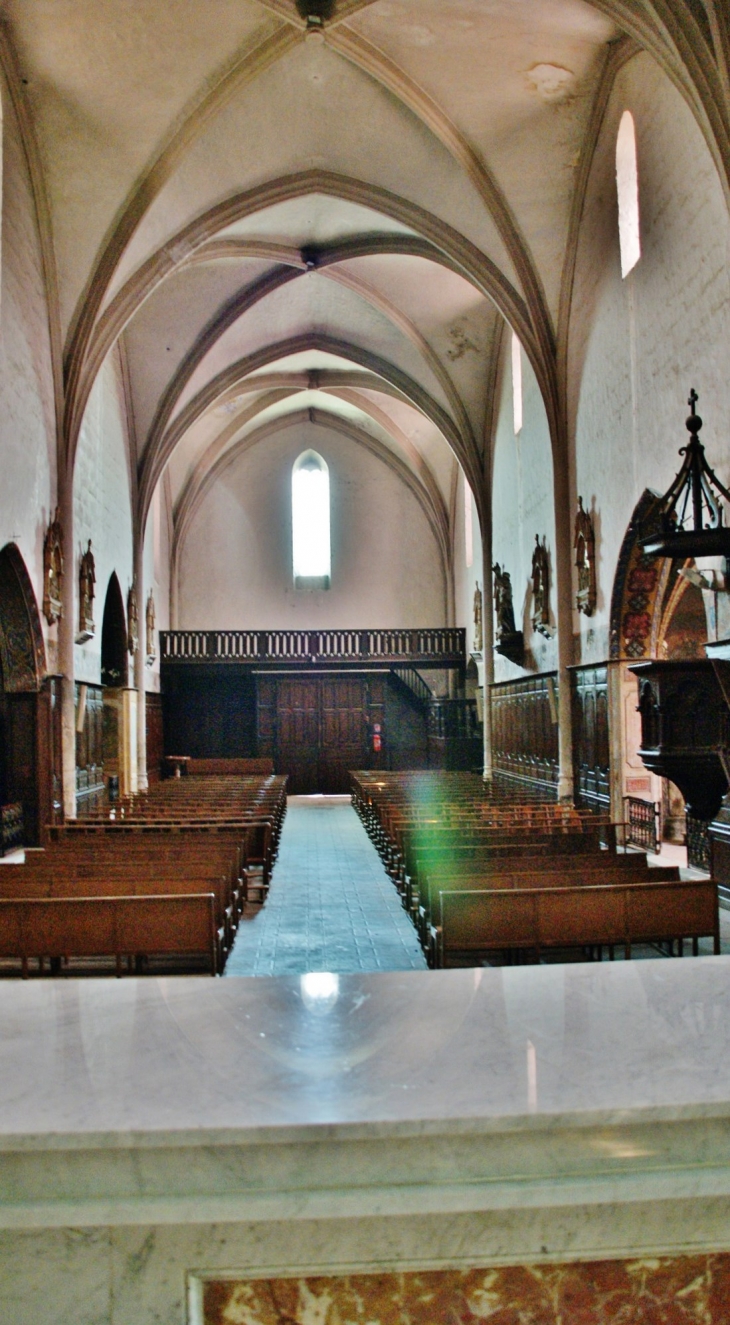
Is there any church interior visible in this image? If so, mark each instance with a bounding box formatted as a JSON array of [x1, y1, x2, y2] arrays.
[[2, 0, 730, 1321]]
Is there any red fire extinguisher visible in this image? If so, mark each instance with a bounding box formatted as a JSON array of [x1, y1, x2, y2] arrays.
[[372, 722, 382, 752]]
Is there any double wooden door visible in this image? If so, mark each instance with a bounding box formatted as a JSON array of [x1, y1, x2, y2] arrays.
[[257, 675, 379, 793]]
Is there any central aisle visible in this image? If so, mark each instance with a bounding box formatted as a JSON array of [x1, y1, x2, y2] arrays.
[[225, 795, 427, 976]]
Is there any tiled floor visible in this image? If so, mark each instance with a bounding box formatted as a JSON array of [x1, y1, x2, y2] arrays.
[[224, 796, 427, 976]]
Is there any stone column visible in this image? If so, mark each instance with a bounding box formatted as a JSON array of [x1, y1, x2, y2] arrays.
[[552, 456, 575, 802], [481, 512, 494, 782], [58, 463, 76, 819], [134, 538, 148, 792]]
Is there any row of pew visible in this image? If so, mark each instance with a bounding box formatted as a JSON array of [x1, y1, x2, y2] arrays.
[[351, 771, 720, 966], [0, 774, 287, 977]]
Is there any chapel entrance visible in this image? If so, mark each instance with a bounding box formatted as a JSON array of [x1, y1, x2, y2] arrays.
[[256, 674, 380, 794]]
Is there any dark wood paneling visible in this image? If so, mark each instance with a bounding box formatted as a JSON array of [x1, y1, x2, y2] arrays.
[[145, 692, 164, 784], [0, 691, 38, 842], [162, 666, 257, 759], [571, 664, 610, 812], [490, 673, 559, 793], [276, 677, 321, 793], [36, 676, 62, 837], [76, 683, 104, 806], [256, 673, 390, 793]]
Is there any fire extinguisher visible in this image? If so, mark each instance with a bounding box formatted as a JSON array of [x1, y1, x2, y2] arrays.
[[372, 722, 382, 753]]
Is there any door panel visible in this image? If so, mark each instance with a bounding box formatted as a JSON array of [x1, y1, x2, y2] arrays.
[[276, 678, 320, 793], [319, 678, 367, 793], [256, 675, 371, 793]]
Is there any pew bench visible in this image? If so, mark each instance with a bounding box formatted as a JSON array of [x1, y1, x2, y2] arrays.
[[0, 893, 220, 977], [431, 879, 720, 968]]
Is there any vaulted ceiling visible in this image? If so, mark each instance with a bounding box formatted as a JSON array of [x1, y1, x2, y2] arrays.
[[2, 0, 728, 555]]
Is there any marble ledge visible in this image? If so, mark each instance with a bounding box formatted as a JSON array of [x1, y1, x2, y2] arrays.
[[0, 960, 729, 1238]]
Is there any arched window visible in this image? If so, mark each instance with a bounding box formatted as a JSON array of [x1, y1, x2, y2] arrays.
[[292, 450, 331, 588], [616, 110, 641, 278]]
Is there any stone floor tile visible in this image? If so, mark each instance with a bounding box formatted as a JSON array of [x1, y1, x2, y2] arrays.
[[224, 797, 427, 977]]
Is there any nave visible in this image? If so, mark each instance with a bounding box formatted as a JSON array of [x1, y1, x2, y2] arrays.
[[224, 795, 426, 976]]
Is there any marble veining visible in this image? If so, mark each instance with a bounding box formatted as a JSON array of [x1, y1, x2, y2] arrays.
[[201, 1259, 730, 1324]]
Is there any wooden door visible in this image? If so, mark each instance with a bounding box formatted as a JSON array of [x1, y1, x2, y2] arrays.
[[319, 677, 368, 792], [276, 677, 321, 793]]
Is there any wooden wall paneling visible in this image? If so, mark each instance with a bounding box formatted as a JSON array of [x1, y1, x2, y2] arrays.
[[255, 675, 276, 764], [319, 676, 369, 792], [145, 692, 164, 783], [35, 676, 63, 839], [275, 677, 320, 794], [162, 666, 257, 759], [489, 673, 559, 793], [76, 683, 105, 807], [571, 664, 611, 812], [3, 691, 38, 842]]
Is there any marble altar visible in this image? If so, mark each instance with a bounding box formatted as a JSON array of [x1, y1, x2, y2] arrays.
[[2, 960, 730, 1322]]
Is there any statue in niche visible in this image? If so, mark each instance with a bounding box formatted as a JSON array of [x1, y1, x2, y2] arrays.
[[145, 590, 156, 664], [77, 540, 96, 643], [531, 535, 551, 637], [493, 564, 516, 638], [42, 508, 64, 625], [574, 496, 597, 616], [493, 562, 523, 662], [127, 582, 139, 657], [473, 583, 483, 652]]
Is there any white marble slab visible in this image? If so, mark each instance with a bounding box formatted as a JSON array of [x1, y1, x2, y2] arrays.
[[2, 960, 730, 1323]]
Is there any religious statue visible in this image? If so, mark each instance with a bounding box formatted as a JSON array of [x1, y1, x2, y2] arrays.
[[493, 563, 516, 638], [472, 583, 483, 652], [574, 495, 597, 615], [77, 540, 95, 642], [492, 562, 523, 661], [127, 582, 139, 656], [42, 508, 64, 625], [145, 589, 156, 664], [531, 535, 551, 636]]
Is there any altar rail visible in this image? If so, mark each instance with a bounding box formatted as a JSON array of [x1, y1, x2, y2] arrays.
[[161, 628, 466, 668]]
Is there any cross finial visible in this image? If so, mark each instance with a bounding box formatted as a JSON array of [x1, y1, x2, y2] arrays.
[[688, 387, 698, 414]]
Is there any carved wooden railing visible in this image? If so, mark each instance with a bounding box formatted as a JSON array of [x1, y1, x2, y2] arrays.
[[161, 628, 466, 667]]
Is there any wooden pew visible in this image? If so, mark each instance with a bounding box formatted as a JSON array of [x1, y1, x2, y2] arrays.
[[0, 893, 219, 976], [433, 879, 720, 968], [410, 853, 678, 938]]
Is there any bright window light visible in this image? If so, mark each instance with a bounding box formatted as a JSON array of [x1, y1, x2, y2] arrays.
[[511, 331, 523, 435], [616, 110, 641, 278], [292, 450, 331, 585], [464, 475, 473, 568]]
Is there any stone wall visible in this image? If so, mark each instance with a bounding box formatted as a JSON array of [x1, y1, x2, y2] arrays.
[[72, 351, 135, 685], [0, 72, 56, 664], [178, 423, 447, 631]]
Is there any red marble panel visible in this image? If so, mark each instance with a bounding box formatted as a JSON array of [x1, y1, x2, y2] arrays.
[[203, 1256, 730, 1324]]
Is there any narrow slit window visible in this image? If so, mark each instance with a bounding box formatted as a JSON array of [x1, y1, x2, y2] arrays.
[[616, 110, 641, 277], [511, 331, 523, 435], [292, 450, 331, 589], [464, 474, 473, 568]]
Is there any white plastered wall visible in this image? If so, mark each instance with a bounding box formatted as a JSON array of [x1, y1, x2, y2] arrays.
[[569, 51, 730, 665], [491, 338, 557, 682], [178, 424, 446, 630], [453, 469, 483, 660], [72, 354, 135, 685], [0, 68, 56, 664], [142, 479, 171, 694]]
